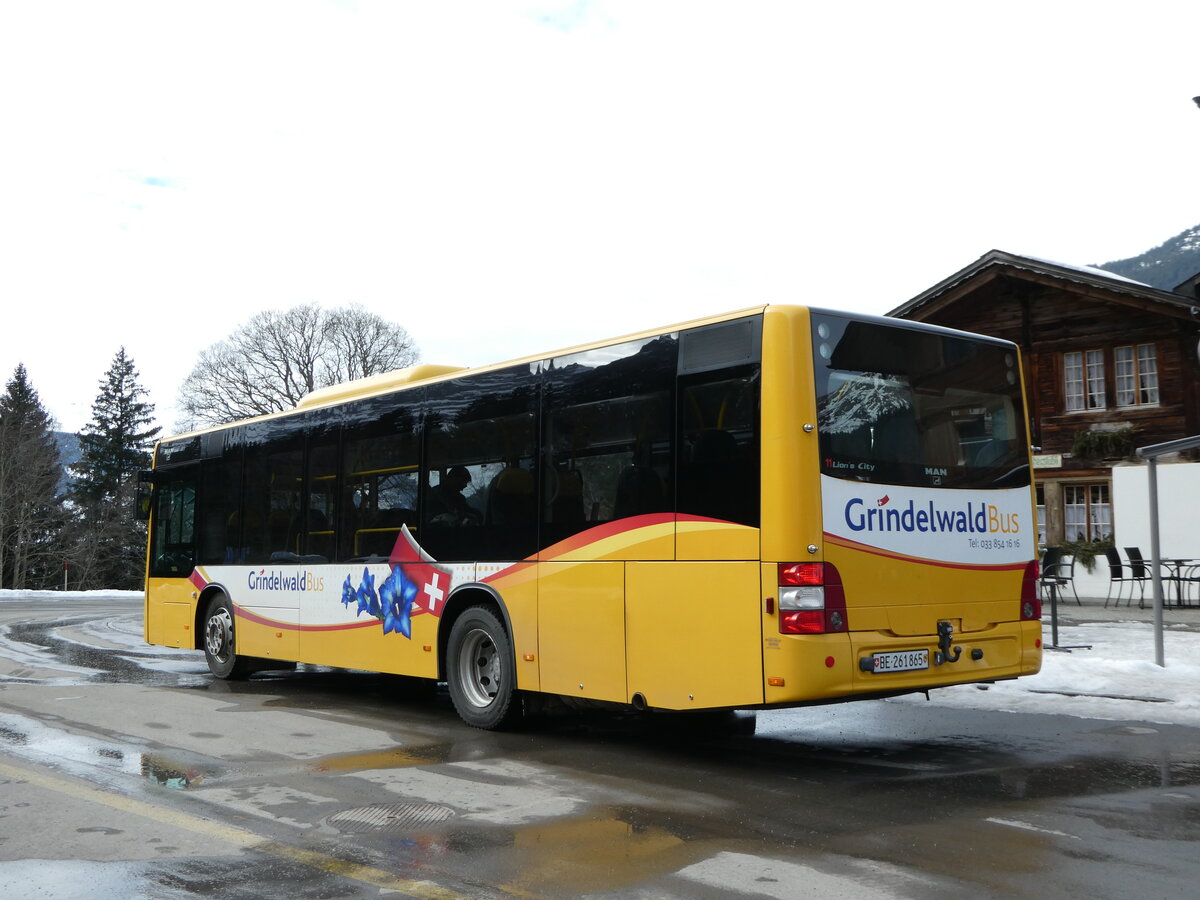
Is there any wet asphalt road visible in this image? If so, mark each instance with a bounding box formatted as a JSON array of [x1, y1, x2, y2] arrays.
[[1, 598, 1198, 899]]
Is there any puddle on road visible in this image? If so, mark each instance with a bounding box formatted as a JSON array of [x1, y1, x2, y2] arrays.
[[4, 619, 209, 688], [884, 753, 1200, 803], [310, 745, 439, 773], [0, 859, 179, 899], [507, 814, 691, 896], [0, 711, 213, 791], [140, 752, 205, 789]]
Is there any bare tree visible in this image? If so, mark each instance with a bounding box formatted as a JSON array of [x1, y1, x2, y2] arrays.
[[177, 304, 419, 428]]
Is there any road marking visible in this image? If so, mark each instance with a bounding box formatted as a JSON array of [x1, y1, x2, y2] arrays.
[[0, 759, 467, 898]]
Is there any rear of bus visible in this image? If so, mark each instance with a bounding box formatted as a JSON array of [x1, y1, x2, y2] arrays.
[[760, 308, 1041, 706]]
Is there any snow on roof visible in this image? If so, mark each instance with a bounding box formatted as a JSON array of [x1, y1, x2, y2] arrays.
[[1006, 252, 1151, 287], [889, 248, 1189, 319]]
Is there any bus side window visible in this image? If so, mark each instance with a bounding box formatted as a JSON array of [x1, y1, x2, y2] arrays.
[[340, 395, 419, 562], [543, 334, 677, 546], [423, 365, 538, 562], [150, 475, 197, 577], [240, 438, 303, 565], [300, 431, 337, 563], [199, 452, 242, 565], [677, 369, 760, 527]]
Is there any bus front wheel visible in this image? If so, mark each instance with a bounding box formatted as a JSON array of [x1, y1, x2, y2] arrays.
[[203, 595, 252, 680], [446, 606, 521, 730]]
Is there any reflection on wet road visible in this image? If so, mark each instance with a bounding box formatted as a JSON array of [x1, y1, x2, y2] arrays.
[[1, 598, 1199, 898]]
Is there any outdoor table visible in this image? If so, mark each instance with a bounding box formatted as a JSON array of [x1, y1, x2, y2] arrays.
[[1160, 559, 1198, 607]]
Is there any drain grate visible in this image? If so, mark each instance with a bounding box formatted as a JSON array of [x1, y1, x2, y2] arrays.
[[327, 802, 456, 833]]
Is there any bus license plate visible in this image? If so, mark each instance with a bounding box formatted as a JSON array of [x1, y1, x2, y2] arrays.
[[870, 649, 928, 673]]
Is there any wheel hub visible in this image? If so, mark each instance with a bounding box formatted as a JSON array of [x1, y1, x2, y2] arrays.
[[458, 628, 501, 708], [205, 609, 233, 662]]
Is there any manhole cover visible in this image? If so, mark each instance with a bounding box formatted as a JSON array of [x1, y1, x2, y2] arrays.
[[327, 803, 456, 833]]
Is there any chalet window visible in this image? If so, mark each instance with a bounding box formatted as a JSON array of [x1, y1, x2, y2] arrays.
[[1063, 483, 1110, 542], [1063, 350, 1105, 411], [1115, 343, 1159, 407]]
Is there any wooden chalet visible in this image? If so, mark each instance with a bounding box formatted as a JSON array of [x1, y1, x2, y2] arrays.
[[888, 249, 1200, 546]]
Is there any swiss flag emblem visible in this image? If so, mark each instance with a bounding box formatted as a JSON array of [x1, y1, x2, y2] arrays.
[[388, 525, 453, 617]]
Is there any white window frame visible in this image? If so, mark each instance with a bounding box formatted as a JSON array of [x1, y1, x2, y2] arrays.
[[1113, 343, 1159, 407], [1085, 349, 1106, 409], [1064, 350, 1105, 412], [1064, 352, 1084, 411], [1063, 483, 1111, 542]]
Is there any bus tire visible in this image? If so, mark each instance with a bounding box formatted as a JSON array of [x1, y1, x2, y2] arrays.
[[203, 595, 252, 680], [446, 606, 521, 730]]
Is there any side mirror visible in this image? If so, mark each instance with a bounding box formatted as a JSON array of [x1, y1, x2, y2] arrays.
[[136, 470, 154, 521]]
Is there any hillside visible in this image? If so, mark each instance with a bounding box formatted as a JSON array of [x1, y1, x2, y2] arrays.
[[54, 431, 80, 494], [1095, 224, 1200, 290]]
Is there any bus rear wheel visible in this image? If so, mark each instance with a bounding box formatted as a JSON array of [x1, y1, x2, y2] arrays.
[[446, 606, 521, 730], [203, 595, 252, 680]]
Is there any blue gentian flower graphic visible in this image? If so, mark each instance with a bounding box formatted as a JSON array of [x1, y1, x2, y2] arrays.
[[356, 568, 379, 617], [340, 574, 354, 608], [379, 567, 418, 638]]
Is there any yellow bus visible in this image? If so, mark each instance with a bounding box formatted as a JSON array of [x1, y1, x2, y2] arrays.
[[143, 305, 1042, 729]]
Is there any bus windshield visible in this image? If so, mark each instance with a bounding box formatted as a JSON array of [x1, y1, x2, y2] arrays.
[[812, 312, 1029, 489]]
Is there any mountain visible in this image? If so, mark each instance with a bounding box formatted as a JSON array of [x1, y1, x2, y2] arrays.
[[1094, 224, 1200, 291], [54, 431, 80, 494], [818, 375, 911, 435]]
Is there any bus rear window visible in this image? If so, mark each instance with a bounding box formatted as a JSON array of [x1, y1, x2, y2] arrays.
[[811, 313, 1028, 489]]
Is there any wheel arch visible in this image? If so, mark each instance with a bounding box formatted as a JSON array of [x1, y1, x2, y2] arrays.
[[437, 582, 513, 681], [192, 583, 233, 652]]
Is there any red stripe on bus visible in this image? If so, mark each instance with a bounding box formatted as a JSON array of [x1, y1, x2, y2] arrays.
[[233, 605, 379, 632]]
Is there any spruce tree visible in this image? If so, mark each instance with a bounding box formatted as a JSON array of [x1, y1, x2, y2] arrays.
[[67, 348, 161, 590], [0, 364, 65, 589]]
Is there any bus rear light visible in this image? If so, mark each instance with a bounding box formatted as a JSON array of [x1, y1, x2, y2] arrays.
[[779, 609, 826, 634], [779, 585, 824, 609], [778, 562, 847, 634], [778, 562, 823, 586], [1020, 560, 1041, 621]]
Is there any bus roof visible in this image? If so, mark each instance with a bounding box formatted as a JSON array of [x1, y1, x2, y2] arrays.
[[156, 302, 1016, 447], [160, 304, 769, 443]]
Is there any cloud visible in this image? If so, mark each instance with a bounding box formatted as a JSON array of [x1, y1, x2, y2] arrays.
[[138, 176, 182, 189], [531, 0, 607, 32]]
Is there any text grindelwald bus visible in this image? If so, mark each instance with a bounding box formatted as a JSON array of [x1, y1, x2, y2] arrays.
[[142, 306, 1042, 729]]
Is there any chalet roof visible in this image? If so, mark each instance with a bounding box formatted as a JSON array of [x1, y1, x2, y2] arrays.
[[1174, 269, 1200, 299], [888, 249, 1200, 321]]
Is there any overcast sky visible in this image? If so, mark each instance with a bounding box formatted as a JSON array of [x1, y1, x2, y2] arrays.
[[3, 0, 1199, 434]]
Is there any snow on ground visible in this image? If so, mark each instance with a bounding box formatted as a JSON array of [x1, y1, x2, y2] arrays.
[[2, 589, 1198, 728], [890, 620, 1200, 728], [0, 590, 142, 602]]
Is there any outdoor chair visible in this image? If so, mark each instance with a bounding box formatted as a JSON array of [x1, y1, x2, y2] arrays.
[[1121, 547, 1200, 608], [1182, 563, 1200, 607], [1104, 547, 1139, 608], [1123, 547, 1155, 608], [1039, 546, 1079, 606]]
